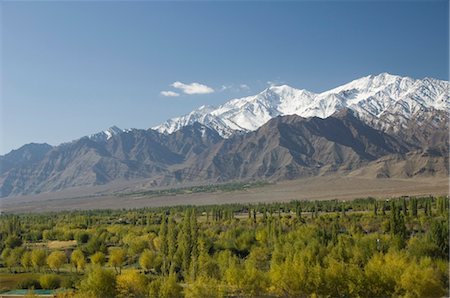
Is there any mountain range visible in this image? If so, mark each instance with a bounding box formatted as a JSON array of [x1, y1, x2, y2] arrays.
[[1, 73, 448, 198], [154, 73, 448, 137]]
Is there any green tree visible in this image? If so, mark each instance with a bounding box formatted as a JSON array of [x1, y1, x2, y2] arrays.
[[389, 202, 407, 244], [223, 257, 245, 295], [90, 251, 106, 266], [5, 247, 24, 272], [76, 232, 90, 244], [410, 197, 418, 217], [319, 258, 363, 297], [269, 251, 319, 297], [31, 249, 47, 272], [424, 199, 432, 216], [402, 198, 408, 216], [196, 239, 219, 279], [21, 251, 32, 272], [436, 196, 449, 216], [148, 278, 163, 297], [78, 266, 116, 298], [85, 236, 106, 255], [167, 212, 178, 270], [148, 275, 182, 298], [240, 257, 269, 296], [159, 212, 168, 275], [159, 274, 182, 298], [4, 235, 22, 249], [70, 249, 85, 273], [109, 248, 126, 274], [139, 249, 157, 273], [373, 201, 378, 216], [400, 258, 446, 297], [364, 251, 408, 297], [428, 219, 449, 259], [189, 209, 199, 280], [185, 276, 225, 298], [47, 251, 66, 273], [178, 209, 192, 279], [295, 201, 302, 219]]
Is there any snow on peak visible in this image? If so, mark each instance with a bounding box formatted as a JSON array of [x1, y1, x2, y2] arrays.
[[105, 126, 123, 139], [88, 126, 124, 142], [153, 73, 449, 137]]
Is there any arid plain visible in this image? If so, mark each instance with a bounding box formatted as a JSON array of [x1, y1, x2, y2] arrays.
[[1, 176, 447, 213]]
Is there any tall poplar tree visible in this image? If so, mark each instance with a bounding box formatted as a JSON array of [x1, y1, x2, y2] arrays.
[[178, 209, 192, 280], [159, 212, 168, 275]]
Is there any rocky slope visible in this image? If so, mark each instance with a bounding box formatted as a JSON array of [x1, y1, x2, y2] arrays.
[[0, 125, 221, 197], [1, 110, 447, 197], [161, 110, 412, 185], [0, 143, 53, 175]]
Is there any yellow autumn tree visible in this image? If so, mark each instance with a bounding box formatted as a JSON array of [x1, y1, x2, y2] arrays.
[[47, 251, 66, 273], [116, 269, 147, 298]]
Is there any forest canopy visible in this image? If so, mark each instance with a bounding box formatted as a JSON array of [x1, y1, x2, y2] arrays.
[[0, 195, 448, 297]]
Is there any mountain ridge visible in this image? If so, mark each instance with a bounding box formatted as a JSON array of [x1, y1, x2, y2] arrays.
[[153, 73, 449, 137], [1, 73, 448, 198], [1, 110, 447, 198]]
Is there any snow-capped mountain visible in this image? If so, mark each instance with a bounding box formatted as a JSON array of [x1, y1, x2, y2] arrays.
[[88, 126, 124, 142], [153, 73, 449, 137]]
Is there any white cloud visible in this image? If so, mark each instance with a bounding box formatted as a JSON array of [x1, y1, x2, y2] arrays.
[[219, 84, 250, 92], [267, 80, 285, 87], [171, 81, 214, 95], [160, 91, 180, 97], [220, 85, 232, 92]]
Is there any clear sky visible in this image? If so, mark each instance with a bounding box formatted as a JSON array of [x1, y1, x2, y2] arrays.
[[1, 1, 448, 154]]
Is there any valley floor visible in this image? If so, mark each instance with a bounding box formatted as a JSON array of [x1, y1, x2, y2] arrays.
[[1, 176, 448, 213]]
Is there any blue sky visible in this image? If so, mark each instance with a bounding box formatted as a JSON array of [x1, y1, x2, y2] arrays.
[[1, 1, 448, 154]]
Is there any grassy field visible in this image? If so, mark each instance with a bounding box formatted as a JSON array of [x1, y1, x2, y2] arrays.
[[0, 273, 40, 292], [47, 240, 77, 250]]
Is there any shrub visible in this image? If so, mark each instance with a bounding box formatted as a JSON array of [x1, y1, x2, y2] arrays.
[[39, 274, 61, 289], [17, 278, 41, 289], [5, 235, 22, 249], [76, 232, 90, 244], [60, 275, 79, 289]]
